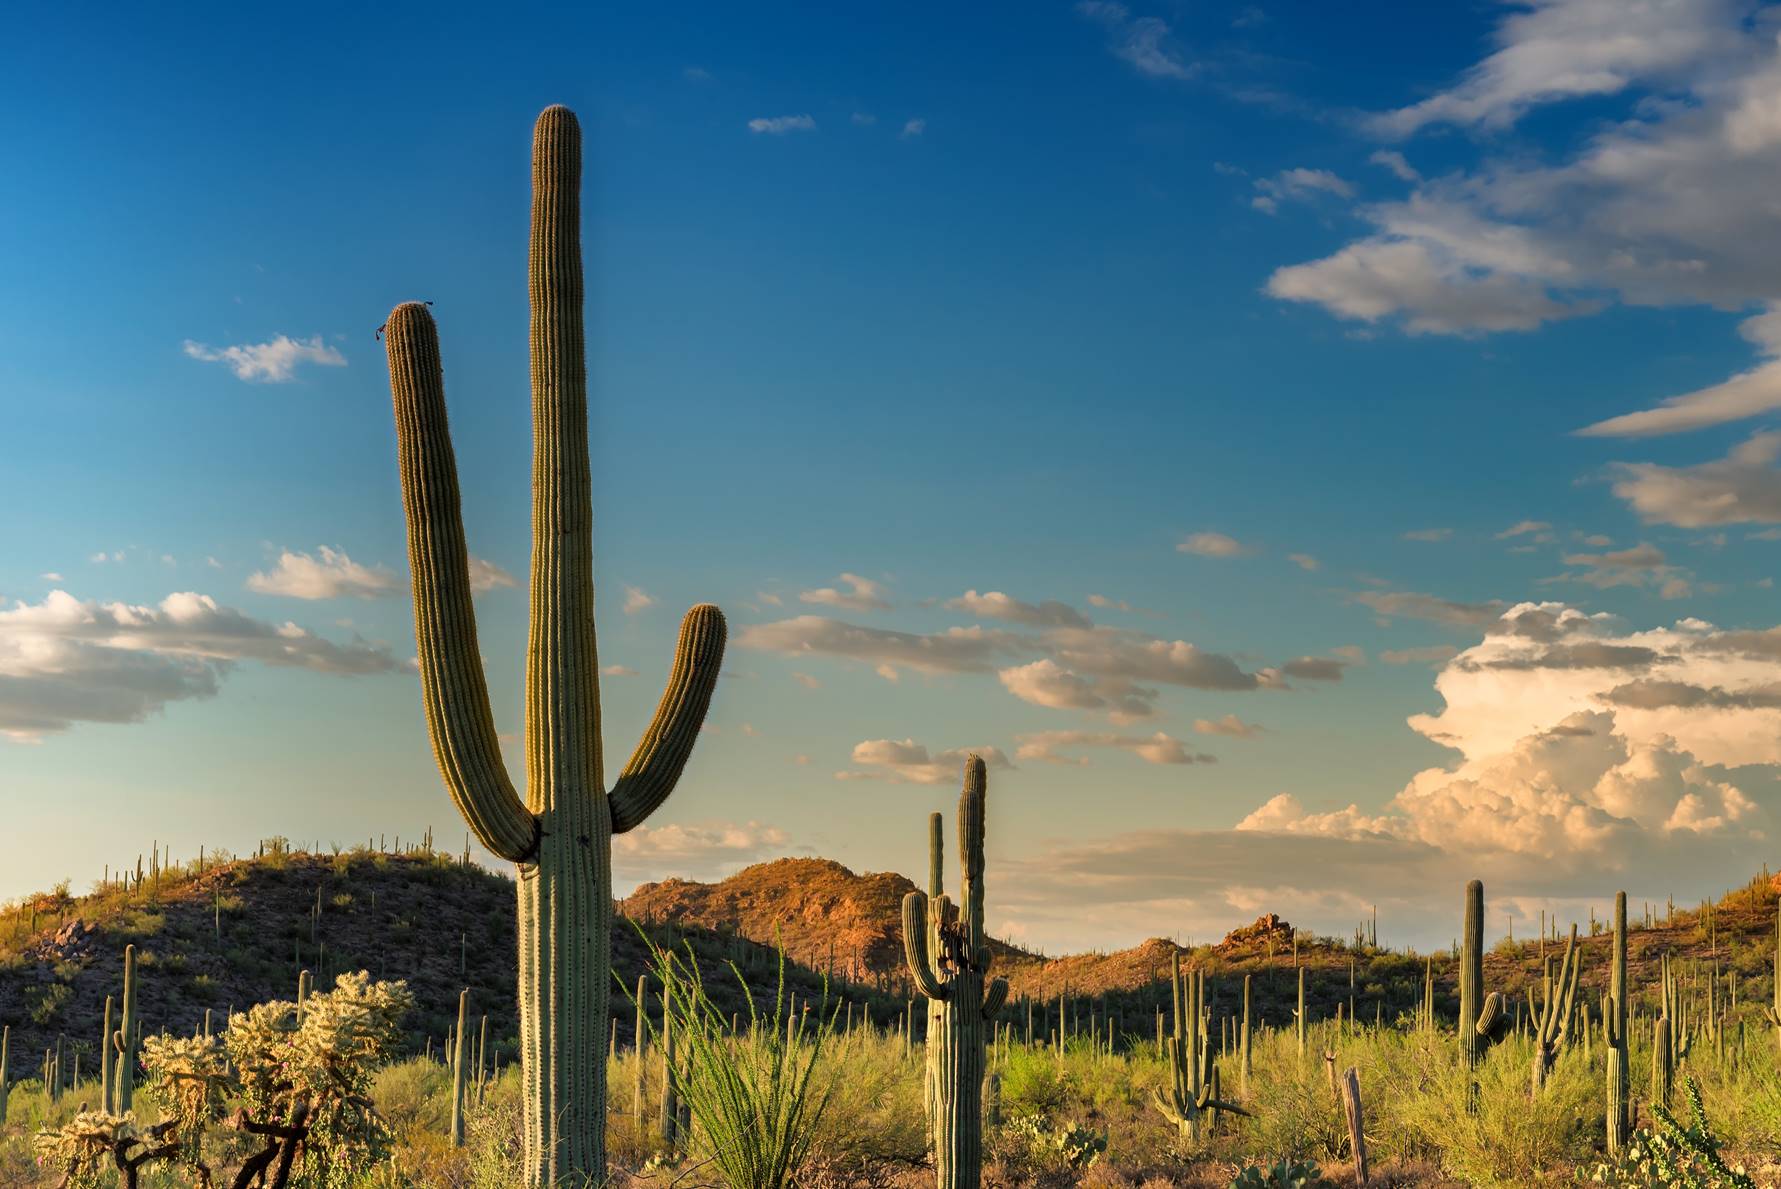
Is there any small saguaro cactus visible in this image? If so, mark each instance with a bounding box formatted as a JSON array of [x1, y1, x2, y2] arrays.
[[1459, 880, 1509, 1071], [99, 995, 113, 1114], [382, 105, 726, 1186], [902, 756, 1009, 1189], [1605, 891, 1630, 1155], [1653, 954, 1681, 1108], [923, 810, 944, 1144], [1153, 953, 1247, 1143], [1531, 923, 1581, 1094], [113, 944, 138, 1113], [451, 989, 469, 1148], [1760, 899, 1779, 1052]]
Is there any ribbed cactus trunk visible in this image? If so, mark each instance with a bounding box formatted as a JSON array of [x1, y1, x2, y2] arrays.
[[99, 996, 113, 1115], [383, 106, 725, 1186], [903, 758, 1008, 1189], [1605, 891, 1629, 1155], [1239, 974, 1252, 1098], [451, 989, 469, 1147], [113, 944, 137, 1113], [1531, 924, 1580, 1095], [1762, 899, 1780, 1053], [924, 811, 944, 1148], [1460, 881, 1485, 1070]]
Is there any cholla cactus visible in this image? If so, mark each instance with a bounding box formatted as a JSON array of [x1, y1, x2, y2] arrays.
[[901, 756, 1007, 1189], [381, 104, 726, 1186], [33, 1110, 176, 1189], [141, 1033, 229, 1172]]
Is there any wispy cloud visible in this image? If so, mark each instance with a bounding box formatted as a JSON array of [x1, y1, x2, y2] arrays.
[[183, 335, 345, 382], [799, 573, 890, 612], [1076, 1, 1196, 81], [1251, 168, 1352, 215], [748, 114, 816, 135], [1177, 531, 1252, 558], [247, 547, 400, 600], [623, 585, 658, 615], [1017, 729, 1213, 766], [835, 739, 1012, 784], [900, 118, 926, 139]]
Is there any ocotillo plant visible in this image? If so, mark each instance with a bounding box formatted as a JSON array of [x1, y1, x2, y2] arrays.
[[113, 943, 138, 1112], [382, 105, 726, 1185], [1459, 880, 1509, 1071], [1153, 953, 1246, 1143], [1605, 890, 1630, 1154], [902, 756, 1008, 1189], [1531, 923, 1581, 1094]]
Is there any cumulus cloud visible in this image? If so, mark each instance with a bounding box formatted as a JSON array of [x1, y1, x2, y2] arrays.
[[946, 590, 1091, 628], [0, 589, 401, 739], [1077, 1, 1196, 81], [1017, 729, 1213, 766], [1177, 531, 1252, 558], [836, 739, 1013, 784], [612, 819, 795, 885], [748, 115, 816, 135], [183, 335, 345, 382], [799, 573, 890, 612], [247, 547, 401, 600], [998, 659, 1158, 721]]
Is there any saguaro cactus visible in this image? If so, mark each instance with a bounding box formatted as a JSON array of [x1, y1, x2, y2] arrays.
[[1153, 953, 1247, 1143], [451, 989, 469, 1148], [902, 757, 1008, 1189], [0, 1024, 8, 1125], [113, 944, 138, 1112], [1459, 880, 1508, 1071], [99, 995, 114, 1114], [1531, 923, 1581, 1094], [1760, 899, 1779, 1053], [1605, 891, 1630, 1154], [382, 105, 726, 1185], [923, 810, 944, 1144]]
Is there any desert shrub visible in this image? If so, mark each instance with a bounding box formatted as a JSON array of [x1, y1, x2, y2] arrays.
[[1002, 1045, 1072, 1123], [1579, 1075, 1759, 1189], [25, 981, 72, 1025]]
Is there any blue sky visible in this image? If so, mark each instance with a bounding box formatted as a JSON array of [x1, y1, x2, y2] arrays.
[[7, 1, 1781, 952]]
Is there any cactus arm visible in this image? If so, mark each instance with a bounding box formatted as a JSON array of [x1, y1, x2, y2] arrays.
[[982, 978, 1008, 1020], [1477, 991, 1507, 1040], [385, 302, 540, 863], [902, 892, 950, 1001], [608, 604, 728, 833]]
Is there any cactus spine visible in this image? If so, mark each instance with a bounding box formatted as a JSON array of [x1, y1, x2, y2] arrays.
[[1460, 880, 1508, 1071], [1153, 953, 1247, 1142], [1605, 890, 1630, 1154], [113, 943, 137, 1113], [382, 106, 726, 1185], [902, 757, 1008, 1189], [1531, 923, 1581, 1094]]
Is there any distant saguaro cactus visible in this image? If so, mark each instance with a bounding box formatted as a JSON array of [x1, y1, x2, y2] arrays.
[[1531, 923, 1581, 1094], [1153, 953, 1247, 1142], [382, 105, 727, 1185], [902, 757, 1008, 1189], [1760, 899, 1779, 1053]]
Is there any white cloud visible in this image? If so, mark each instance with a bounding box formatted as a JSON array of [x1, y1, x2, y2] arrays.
[[1251, 168, 1353, 215], [612, 820, 794, 885], [183, 335, 345, 382], [1368, 149, 1420, 182], [998, 659, 1158, 722], [602, 664, 639, 677], [1497, 520, 1555, 540], [900, 118, 926, 139], [1077, 1, 1196, 81], [40, 573, 63, 582], [851, 112, 876, 126], [246, 547, 401, 600], [0, 589, 400, 739], [623, 585, 658, 615], [1287, 553, 1320, 571], [1177, 531, 1252, 558], [1608, 432, 1781, 526], [836, 739, 1012, 785], [468, 556, 517, 594], [1017, 729, 1213, 766], [946, 590, 1090, 628], [748, 114, 816, 135], [798, 573, 891, 612], [1087, 593, 1135, 611], [1580, 305, 1781, 436], [1549, 541, 1690, 596]]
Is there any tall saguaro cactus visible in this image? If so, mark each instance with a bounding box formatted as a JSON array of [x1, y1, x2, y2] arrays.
[[1459, 880, 1508, 1071], [1153, 953, 1247, 1143], [1605, 891, 1630, 1154], [902, 757, 1008, 1189], [113, 944, 138, 1113], [382, 105, 727, 1185]]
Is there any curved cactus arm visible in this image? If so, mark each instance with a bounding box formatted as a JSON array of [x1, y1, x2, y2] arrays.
[[1477, 991, 1508, 1041], [608, 605, 727, 833], [981, 978, 1008, 1021], [1193, 1088, 1253, 1118], [385, 302, 540, 863], [902, 892, 950, 1001], [1149, 1088, 1187, 1128]]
